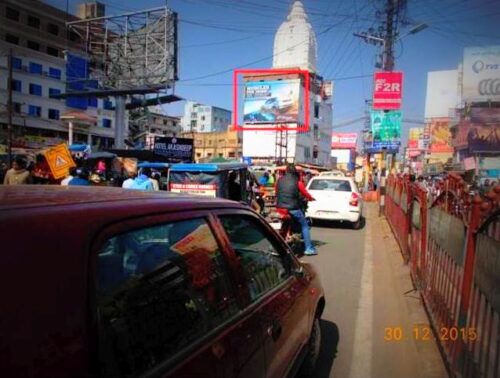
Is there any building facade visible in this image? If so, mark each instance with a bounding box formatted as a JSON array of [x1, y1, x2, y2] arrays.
[[180, 101, 232, 133], [242, 1, 332, 167], [0, 0, 116, 154], [181, 130, 242, 162]]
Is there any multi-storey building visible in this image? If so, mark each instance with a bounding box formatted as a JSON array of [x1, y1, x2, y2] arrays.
[[180, 101, 232, 133], [0, 0, 116, 154], [181, 130, 242, 162]]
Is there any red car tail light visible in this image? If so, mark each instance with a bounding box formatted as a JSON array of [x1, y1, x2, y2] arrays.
[[349, 192, 359, 207]]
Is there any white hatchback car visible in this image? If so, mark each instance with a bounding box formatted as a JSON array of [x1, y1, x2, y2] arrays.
[[305, 176, 363, 229]]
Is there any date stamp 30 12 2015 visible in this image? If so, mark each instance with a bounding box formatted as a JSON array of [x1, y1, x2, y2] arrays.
[[384, 326, 478, 342]]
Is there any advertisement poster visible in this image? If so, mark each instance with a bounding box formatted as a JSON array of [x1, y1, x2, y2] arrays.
[[463, 46, 500, 103], [373, 71, 403, 110], [331, 133, 358, 149], [408, 128, 424, 149], [452, 120, 500, 152], [370, 110, 402, 149], [243, 79, 301, 124], [170, 183, 217, 198], [430, 118, 453, 153], [154, 137, 193, 160]]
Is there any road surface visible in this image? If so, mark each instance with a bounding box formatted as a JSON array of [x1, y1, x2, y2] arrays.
[[304, 203, 448, 378]]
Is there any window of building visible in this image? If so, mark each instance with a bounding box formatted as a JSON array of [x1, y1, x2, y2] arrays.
[[207, 153, 212, 158], [11, 57, 22, 70], [219, 215, 290, 301], [103, 99, 113, 110], [190, 120, 197, 129], [27, 40, 40, 51], [163, 119, 168, 126], [5, 34, 19, 45], [201, 115, 205, 121], [88, 96, 97, 108], [218, 153, 223, 158], [314, 103, 320, 118], [49, 88, 61, 97], [96, 218, 237, 377], [68, 31, 80, 42], [29, 84, 42, 96], [13, 102, 22, 113], [228, 152, 236, 158], [191, 112, 197, 118], [48, 109, 60, 120], [46, 46, 59, 57], [48, 67, 61, 80], [102, 118, 112, 128], [29, 62, 42, 74], [47, 23, 59, 35], [5, 7, 19, 21], [11, 80, 22, 92], [27, 15, 40, 29], [28, 105, 41, 117]]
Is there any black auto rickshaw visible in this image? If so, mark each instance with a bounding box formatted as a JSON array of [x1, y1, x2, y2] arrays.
[[168, 162, 250, 204]]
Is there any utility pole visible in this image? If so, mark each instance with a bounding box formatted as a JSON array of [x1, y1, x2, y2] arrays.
[[7, 48, 13, 168]]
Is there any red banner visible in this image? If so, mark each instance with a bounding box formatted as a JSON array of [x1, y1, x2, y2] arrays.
[[373, 71, 403, 110]]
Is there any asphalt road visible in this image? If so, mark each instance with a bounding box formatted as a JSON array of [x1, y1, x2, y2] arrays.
[[302, 204, 447, 378]]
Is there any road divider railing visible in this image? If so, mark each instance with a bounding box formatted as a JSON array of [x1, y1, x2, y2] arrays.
[[384, 173, 500, 378]]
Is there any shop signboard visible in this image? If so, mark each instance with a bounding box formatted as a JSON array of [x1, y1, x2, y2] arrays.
[[373, 71, 403, 110], [430, 118, 453, 153], [408, 128, 424, 149], [170, 183, 217, 198], [463, 46, 500, 103], [370, 110, 402, 150], [243, 79, 301, 124], [331, 132, 358, 149], [154, 137, 193, 161]]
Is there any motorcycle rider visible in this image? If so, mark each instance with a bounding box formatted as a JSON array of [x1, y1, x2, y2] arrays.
[[276, 163, 316, 255]]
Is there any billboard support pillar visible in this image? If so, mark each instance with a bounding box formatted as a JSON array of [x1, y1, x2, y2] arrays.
[[114, 96, 127, 149]]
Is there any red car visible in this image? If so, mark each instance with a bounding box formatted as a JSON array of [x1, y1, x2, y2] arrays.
[[0, 186, 325, 378]]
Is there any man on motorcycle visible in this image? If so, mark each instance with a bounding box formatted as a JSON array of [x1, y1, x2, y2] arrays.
[[276, 163, 316, 255]]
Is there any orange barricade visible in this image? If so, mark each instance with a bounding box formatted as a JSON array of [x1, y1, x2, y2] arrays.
[[386, 172, 500, 377]]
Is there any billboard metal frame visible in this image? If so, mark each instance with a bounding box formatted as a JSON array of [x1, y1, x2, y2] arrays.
[[233, 69, 310, 132], [66, 6, 178, 92]]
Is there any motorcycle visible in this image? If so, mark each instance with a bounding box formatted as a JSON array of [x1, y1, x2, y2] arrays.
[[273, 200, 310, 255]]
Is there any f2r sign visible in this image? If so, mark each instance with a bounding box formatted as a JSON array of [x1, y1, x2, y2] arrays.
[[373, 71, 403, 110]]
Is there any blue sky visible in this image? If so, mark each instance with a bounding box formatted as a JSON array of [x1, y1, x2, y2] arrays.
[[49, 0, 500, 139]]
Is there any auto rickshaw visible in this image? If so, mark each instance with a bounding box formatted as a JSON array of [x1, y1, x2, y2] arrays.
[[168, 162, 250, 204]]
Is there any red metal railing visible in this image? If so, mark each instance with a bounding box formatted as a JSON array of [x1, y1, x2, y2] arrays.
[[384, 173, 500, 377]]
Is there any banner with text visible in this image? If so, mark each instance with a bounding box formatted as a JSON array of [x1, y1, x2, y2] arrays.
[[331, 132, 358, 149], [373, 71, 403, 110], [154, 137, 193, 161], [370, 110, 402, 150]]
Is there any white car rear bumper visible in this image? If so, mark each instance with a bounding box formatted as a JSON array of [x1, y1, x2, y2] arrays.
[[306, 208, 361, 222]]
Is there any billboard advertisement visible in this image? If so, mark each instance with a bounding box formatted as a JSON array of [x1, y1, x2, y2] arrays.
[[429, 118, 453, 153], [331, 132, 358, 149], [463, 46, 500, 103], [370, 110, 402, 149], [373, 71, 403, 110], [408, 128, 424, 149], [154, 137, 193, 161], [330, 149, 351, 163], [243, 79, 301, 124]]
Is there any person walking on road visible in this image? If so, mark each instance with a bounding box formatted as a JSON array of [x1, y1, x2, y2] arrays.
[[3, 157, 32, 185], [276, 163, 316, 255]]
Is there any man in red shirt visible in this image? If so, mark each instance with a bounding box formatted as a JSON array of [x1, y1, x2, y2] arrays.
[[276, 164, 316, 255]]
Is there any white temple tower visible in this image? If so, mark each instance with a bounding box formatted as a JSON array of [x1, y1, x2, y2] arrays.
[[273, 0, 317, 73]]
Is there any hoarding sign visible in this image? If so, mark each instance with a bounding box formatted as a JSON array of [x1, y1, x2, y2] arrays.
[[154, 137, 193, 160], [370, 110, 402, 149], [243, 79, 301, 124], [463, 46, 500, 103], [452, 120, 500, 152], [408, 128, 424, 149], [170, 183, 217, 198], [331, 132, 358, 149], [430, 118, 453, 153], [470, 107, 500, 124], [373, 71, 403, 110]]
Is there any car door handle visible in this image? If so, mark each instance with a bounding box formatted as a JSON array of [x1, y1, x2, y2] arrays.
[[267, 320, 282, 341]]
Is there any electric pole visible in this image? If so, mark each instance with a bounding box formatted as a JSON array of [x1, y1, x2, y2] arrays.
[[7, 48, 13, 167]]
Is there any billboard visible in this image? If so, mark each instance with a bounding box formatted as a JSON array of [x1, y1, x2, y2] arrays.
[[424, 70, 459, 118], [154, 137, 193, 161], [331, 133, 357, 149], [243, 79, 301, 124], [370, 110, 402, 149], [430, 118, 453, 153], [373, 71, 403, 110], [463, 46, 500, 103], [408, 128, 424, 149], [330, 149, 351, 164]]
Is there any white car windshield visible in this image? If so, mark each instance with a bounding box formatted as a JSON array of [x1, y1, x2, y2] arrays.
[[309, 179, 352, 192]]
